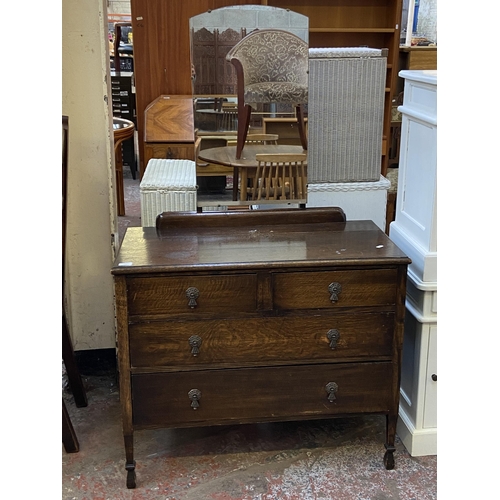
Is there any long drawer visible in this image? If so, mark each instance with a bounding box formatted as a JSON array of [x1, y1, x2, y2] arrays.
[[127, 274, 258, 316], [273, 269, 399, 309], [131, 362, 393, 428], [129, 312, 394, 368]]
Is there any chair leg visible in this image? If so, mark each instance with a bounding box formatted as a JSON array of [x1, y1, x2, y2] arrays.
[[62, 398, 80, 453], [62, 313, 88, 408], [296, 105, 308, 151], [236, 104, 252, 159], [232, 166, 239, 201]]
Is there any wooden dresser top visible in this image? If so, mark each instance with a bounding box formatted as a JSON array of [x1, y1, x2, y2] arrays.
[[112, 215, 410, 275]]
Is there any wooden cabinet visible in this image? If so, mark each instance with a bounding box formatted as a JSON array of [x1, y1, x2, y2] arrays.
[[112, 207, 410, 488], [143, 95, 201, 168], [262, 117, 308, 146]]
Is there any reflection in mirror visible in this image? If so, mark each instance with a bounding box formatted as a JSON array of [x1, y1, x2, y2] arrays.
[[189, 5, 308, 134]]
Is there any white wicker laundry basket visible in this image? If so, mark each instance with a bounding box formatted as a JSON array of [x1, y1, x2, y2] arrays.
[[140, 159, 197, 227], [308, 47, 386, 183]]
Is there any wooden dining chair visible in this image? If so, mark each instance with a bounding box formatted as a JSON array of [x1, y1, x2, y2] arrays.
[[230, 134, 280, 201], [244, 153, 307, 205]]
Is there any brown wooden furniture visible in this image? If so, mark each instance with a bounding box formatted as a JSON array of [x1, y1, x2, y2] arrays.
[[113, 117, 135, 215], [247, 153, 307, 203], [198, 144, 305, 168], [262, 117, 308, 146], [198, 144, 306, 202], [111, 207, 410, 489], [142, 95, 200, 177], [226, 134, 279, 199], [399, 46, 437, 71], [62, 116, 88, 453]]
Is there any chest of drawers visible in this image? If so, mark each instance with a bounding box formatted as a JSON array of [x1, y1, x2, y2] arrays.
[[111, 208, 410, 488]]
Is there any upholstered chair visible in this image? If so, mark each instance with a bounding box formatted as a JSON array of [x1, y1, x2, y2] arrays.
[[226, 29, 308, 159]]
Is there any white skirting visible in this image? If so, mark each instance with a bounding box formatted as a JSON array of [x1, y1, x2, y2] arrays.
[[307, 176, 390, 231], [397, 272, 437, 457]]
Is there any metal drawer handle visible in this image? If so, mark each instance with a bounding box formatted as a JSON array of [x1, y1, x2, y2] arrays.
[[189, 335, 202, 356], [186, 287, 200, 308], [325, 382, 338, 402], [326, 329, 340, 349], [328, 282, 342, 303], [188, 389, 201, 410]]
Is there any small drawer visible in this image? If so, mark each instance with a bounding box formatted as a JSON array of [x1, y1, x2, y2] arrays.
[[129, 312, 394, 368], [127, 274, 257, 316], [273, 269, 398, 310], [131, 362, 393, 428]]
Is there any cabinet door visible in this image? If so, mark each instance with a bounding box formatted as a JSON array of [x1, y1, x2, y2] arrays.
[[423, 325, 437, 429]]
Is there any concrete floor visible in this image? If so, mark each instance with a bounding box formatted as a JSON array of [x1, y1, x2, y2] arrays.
[[63, 367, 437, 500], [62, 164, 437, 499]]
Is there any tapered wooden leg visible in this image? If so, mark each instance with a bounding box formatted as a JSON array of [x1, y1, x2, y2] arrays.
[[232, 166, 239, 201], [296, 104, 308, 151], [384, 413, 397, 470], [236, 104, 252, 159], [124, 434, 136, 489], [62, 398, 79, 453], [62, 314, 88, 408]]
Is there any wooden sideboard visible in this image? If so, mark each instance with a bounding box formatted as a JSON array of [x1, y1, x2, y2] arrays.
[[111, 207, 410, 489], [142, 95, 200, 176]]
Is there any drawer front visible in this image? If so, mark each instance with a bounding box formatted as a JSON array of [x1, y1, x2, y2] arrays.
[[129, 312, 394, 368], [273, 269, 398, 310], [127, 274, 257, 316], [144, 143, 196, 161], [131, 362, 393, 427]]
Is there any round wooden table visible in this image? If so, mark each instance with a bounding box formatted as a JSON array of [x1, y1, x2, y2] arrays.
[[198, 145, 306, 200], [113, 117, 135, 216]]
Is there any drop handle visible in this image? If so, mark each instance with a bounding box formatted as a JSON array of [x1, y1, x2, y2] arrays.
[[186, 287, 200, 309], [327, 329, 340, 349], [328, 282, 342, 303], [189, 335, 202, 356], [431, 374, 437, 382], [325, 382, 338, 402], [188, 389, 201, 410]]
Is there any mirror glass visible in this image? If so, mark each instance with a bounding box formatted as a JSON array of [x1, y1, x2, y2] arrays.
[[189, 5, 308, 134]]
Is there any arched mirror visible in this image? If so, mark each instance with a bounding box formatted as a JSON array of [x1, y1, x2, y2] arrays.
[[189, 5, 308, 135]]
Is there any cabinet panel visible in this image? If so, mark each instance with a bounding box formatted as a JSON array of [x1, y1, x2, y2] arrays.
[[273, 269, 398, 309], [131, 362, 393, 428], [127, 274, 258, 316], [144, 143, 196, 166]]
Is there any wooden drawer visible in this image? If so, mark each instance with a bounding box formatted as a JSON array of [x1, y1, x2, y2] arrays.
[[144, 143, 196, 164], [129, 312, 394, 368], [131, 362, 393, 428], [126, 274, 258, 316], [273, 269, 398, 310]]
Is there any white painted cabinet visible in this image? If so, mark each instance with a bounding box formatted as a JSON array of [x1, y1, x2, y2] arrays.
[[389, 70, 437, 456]]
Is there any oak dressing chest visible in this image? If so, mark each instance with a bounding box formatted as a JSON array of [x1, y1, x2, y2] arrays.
[[111, 207, 410, 488]]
